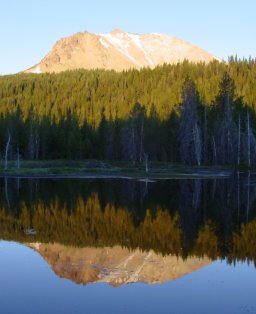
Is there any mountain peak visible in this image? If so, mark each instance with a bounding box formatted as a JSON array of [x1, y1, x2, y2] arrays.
[[110, 28, 124, 35], [26, 30, 219, 73]]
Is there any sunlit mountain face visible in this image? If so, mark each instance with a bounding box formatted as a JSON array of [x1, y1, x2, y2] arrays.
[[25, 29, 219, 73]]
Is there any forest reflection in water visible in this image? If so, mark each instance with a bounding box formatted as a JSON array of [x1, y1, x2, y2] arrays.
[[0, 174, 256, 268]]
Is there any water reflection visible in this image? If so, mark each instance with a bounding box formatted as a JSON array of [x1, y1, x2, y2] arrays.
[[1, 241, 256, 314], [1, 175, 256, 266], [28, 243, 210, 286]]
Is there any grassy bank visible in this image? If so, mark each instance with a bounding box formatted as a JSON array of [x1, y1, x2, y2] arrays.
[[0, 160, 234, 179]]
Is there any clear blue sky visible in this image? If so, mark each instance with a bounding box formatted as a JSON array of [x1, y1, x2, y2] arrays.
[[0, 0, 255, 74]]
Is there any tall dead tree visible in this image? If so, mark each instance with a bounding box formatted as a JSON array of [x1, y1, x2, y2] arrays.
[[121, 103, 146, 163], [243, 109, 256, 166], [4, 130, 11, 170], [144, 152, 149, 173], [139, 114, 145, 163], [237, 171, 240, 220], [212, 136, 217, 164], [193, 124, 202, 166], [225, 93, 232, 161], [203, 105, 208, 164], [16, 148, 21, 169], [214, 72, 237, 164], [247, 109, 251, 167], [28, 126, 35, 160], [5, 178, 10, 207], [237, 114, 241, 166], [247, 171, 250, 221]]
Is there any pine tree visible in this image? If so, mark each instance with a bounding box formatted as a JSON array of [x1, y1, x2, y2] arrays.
[[179, 78, 202, 165]]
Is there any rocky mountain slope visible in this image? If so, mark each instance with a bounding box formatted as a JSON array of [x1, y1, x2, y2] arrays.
[[28, 243, 210, 286], [26, 29, 219, 73]]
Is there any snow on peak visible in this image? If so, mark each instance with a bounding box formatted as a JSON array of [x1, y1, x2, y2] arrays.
[[32, 66, 41, 74], [99, 30, 157, 67], [101, 32, 138, 65], [26, 29, 218, 73]]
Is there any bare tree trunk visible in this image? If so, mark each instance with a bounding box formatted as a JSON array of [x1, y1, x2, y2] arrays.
[[193, 124, 201, 166], [227, 127, 231, 163], [29, 127, 35, 160], [16, 148, 20, 169], [224, 92, 235, 163], [5, 177, 10, 207], [237, 171, 240, 220], [35, 132, 40, 160], [247, 171, 250, 222], [139, 116, 144, 163], [144, 153, 149, 173], [4, 130, 11, 170], [203, 105, 208, 164], [226, 94, 231, 163], [212, 136, 217, 164], [131, 124, 135, 163], [237, 114, 240, 166], [247, 109, 251, 167]]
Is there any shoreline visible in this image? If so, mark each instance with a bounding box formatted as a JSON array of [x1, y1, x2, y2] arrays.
[[0, 161, 235, 179]]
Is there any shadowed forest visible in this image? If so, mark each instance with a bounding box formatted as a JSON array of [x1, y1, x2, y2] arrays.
[[1, 59, 256, 166]]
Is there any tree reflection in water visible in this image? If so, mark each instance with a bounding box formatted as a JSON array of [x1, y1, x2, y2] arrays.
[[0, 175, 256, 266]]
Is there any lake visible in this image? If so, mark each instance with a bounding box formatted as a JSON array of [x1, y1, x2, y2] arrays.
[[0, 175, 256, 313]]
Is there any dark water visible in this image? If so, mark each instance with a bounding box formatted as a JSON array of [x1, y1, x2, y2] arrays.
[[0, 175, 256, 313]]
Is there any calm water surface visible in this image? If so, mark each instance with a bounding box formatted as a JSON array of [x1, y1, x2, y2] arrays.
[[0, 176, 256, 313]]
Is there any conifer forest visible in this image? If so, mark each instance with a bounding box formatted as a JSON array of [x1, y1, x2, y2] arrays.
[[1, 58, 256, 166]]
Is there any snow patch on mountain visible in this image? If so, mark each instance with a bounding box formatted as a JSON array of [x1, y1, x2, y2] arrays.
[[101, 33, 139, 65], [32, 66, 41, 74], [128, 33, 155, 66], [99, 38, 110, 49]]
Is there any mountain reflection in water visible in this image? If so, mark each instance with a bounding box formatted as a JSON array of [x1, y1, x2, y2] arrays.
[[0, 175, 256, 269], [27, 243, 210, 286]]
